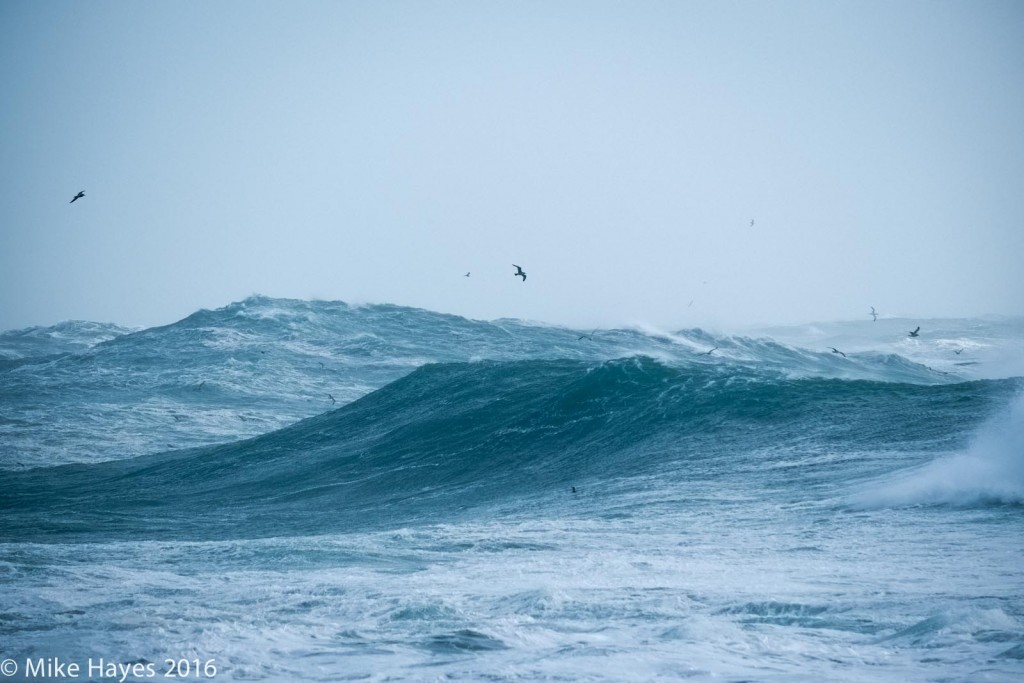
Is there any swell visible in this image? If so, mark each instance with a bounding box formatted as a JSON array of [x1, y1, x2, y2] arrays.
[[2, 357, 1017, 542], [0, 296, 962, 470]]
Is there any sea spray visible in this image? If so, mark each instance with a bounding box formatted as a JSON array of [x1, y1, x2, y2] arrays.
[[854, 390, 1024, 508]]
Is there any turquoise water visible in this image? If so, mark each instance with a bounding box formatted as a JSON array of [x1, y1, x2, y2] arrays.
[[2, 297, 1022, 681]]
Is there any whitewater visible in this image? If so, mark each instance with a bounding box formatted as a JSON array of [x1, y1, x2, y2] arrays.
[[1, 296, 1022, 682]]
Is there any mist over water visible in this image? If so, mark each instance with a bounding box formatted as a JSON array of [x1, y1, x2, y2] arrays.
[[1, 297, 1022, 681]]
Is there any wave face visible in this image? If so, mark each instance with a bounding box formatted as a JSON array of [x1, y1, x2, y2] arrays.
[[2, 297, 1023, 682], [2, 357, 1017, 542]]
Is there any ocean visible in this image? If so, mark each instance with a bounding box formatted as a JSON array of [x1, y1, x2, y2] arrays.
[[1, 296, 1022, 681]]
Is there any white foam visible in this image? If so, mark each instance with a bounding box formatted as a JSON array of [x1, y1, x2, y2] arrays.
[[855, 391, 1024, 508]]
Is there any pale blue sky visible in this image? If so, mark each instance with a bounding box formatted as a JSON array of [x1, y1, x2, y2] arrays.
[[2, 0, 1022, 331]]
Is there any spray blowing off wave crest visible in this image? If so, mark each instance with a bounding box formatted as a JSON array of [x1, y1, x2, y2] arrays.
[[854, 391, 1024, 508]]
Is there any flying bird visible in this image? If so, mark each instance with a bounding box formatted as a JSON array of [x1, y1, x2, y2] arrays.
[[870, 306, 878, 322], [908, 326, 920, 338], [830, 347, 847, 358], [954, 348, 964, 355], [577, 330, 597, 341], [70, 191, 85, 203], [328, 393, 336, 405], [749, 219, 755, 227], [464, 272, 470, 277], [702, 347, 718, 356], [513, 264, 526, 281]]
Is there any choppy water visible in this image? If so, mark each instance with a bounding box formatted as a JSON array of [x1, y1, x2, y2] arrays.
[[1, 296, 1022, 681]]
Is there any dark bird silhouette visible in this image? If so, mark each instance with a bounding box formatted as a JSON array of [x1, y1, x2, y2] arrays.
[[464, 272, 471, 277], [577, 329, 596, 341], [749, 219, 755, 227], [571, 486, 577, 493], [513, 264, 526, 281], [870, 306, 878, 322], [908, 326, 920, 338], [328, 393, 336, 405], [954, 348, 964, 355], [703, 347, 718, 356], [830, 347, 847, 358], [70, 191, 85, 203]]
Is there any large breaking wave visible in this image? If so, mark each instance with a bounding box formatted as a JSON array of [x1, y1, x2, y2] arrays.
[[3, 353, 1017, 542]]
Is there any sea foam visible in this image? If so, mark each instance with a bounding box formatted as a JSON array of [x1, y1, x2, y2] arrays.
[[855, 391, 1024, 508]]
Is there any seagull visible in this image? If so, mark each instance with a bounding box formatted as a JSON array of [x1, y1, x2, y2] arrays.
[[830, 347, 847, 358], [908, 326, 920, 338], [954, 348, 964, 355], [513, 264, 526, 281], [870, 306, 878, 322], [749, 219, 755, 227], [328, 393, 336, 405], [577, 329, 596, 341], [70, 191, 85, 203], [464, 272, 470, 277], [702, 347, 718, 356]]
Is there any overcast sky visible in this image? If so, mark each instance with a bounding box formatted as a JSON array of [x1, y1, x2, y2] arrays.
[[2, 0, 1022, 332]]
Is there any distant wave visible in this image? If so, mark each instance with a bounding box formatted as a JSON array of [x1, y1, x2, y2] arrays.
[[0, 320, 134, 360], [1, 297, 972, 470]]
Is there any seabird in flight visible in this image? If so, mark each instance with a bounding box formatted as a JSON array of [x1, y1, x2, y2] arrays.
[[464, 272, 471, 277], [703, 347, 718, 356], [954, 348, 964, 355], [870, 306, 878, 322], [328, 393, 336, 405], [830, 347, 847, 358], [908, 326, 920, 338], [70, 191, 85, 203], [577, 330, 596, 341], [513, 264, 526, 281]]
